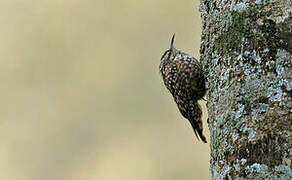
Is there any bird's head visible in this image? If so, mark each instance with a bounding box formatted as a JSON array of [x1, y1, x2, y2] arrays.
[[160, 34, 177, 63]]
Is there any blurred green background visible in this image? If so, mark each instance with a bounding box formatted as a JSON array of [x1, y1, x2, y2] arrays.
[[0, 0, 210, 179]]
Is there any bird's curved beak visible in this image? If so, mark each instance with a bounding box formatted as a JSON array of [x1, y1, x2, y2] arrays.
[[170, 33, 175, 52]]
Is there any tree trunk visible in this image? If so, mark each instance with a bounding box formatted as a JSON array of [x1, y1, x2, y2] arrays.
[[199, 0, 292, 179]]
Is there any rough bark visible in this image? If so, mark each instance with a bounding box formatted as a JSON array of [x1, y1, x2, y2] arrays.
[[199, 0, 292, 179]]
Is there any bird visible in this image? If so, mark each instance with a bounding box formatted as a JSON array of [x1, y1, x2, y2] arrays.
[[159, 34, 207, 143]]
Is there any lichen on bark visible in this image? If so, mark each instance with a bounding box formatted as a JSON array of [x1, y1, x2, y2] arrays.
[[199, 0, 292, 179]]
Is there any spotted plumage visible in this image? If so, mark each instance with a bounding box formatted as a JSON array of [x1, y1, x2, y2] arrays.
[[159, 34, 207, 143]]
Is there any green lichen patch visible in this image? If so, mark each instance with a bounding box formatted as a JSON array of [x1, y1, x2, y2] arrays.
[[214, 7, 262, 56], [214, 7, 291, 61]]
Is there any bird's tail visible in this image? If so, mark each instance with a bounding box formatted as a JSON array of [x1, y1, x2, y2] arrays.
[[190, 120, 207, 143]]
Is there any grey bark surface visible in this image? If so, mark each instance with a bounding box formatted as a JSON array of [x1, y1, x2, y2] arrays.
[[199, 0, 292, 179]]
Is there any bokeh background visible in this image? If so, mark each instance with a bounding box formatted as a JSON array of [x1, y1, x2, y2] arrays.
[[0, 0, 210, 179]]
